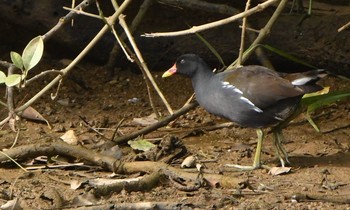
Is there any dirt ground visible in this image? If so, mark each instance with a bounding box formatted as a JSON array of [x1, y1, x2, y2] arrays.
[[0, 58, 349, 209]]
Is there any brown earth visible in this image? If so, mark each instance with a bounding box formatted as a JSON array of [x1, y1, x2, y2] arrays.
[[0, 58, 350, 209], [0, 1, 350, 209]]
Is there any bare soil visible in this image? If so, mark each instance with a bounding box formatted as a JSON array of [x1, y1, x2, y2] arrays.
[[0, 59, 350, 209]]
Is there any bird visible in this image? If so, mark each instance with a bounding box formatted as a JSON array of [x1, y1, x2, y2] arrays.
[[162, 54, 325, 170]]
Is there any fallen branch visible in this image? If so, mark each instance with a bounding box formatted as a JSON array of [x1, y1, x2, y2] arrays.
[[92, 172, 161, 196], [0, 141, 246, 189], [115, 161, 247, 189], [292, 193, 350, 204], [0, 141, 116, 171], [113, 102, 198, 144], [73, 202, 197, 210]]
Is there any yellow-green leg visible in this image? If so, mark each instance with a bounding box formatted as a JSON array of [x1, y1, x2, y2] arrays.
[[225, 129, 268, 170], [272, 128, 290, 167], [270, 104, 303, 167]]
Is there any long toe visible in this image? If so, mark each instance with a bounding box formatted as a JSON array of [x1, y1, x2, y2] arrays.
[[273, 129, 291, 167]]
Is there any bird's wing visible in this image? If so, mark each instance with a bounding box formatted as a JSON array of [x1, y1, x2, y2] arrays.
[[221, 66, 304, 109]]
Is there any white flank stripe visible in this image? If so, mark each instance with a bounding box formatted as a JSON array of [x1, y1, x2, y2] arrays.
[[274, 116, 283, 121], [291, 77, 312, 85], [239, 96, 263, 113], [221, 81, 243, 94]]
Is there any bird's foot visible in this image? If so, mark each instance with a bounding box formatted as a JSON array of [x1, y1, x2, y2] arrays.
[[274, 137, 291, 167], [277, 156, 291, 168]]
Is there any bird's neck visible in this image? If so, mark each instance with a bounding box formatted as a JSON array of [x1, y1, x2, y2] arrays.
[[191, 68, 214, 91]]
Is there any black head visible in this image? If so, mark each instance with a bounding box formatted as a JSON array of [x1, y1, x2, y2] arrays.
[[162, 54, 210, 78]]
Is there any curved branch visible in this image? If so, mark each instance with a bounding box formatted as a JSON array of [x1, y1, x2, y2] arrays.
[[43, 0, 97, 41], [0, 141, 247, 189], [143, 0, 279, 37], [229, 0, 289, 67], [15, 0, 133, 113], [113, 102, 198, 144]]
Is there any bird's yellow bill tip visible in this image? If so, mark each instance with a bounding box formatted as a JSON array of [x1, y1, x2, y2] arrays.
[[162, 64, 177, 78]]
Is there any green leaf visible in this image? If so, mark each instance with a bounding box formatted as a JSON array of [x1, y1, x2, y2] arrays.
[[0, 71, 6, 84], [304, 112, 320, 132], [5, 74, 22, 87], [10, 51, 23, 70], [194, 32, 226, 67], [302, 89, 350, 112], [301, 89, 350, 132], [128, 139, 156, 152], [22, 35, 44, 71], [260, 44, 317, 69], [231, 44, 317, 69], [308, 92, 350, 113]]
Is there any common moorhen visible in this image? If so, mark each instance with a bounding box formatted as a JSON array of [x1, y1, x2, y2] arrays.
[[163, 54, 325, 170]]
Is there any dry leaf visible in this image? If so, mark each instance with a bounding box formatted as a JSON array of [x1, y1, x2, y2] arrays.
[[60, 130, 78, 145], [1, 198, 22, 210], [181, 156, 196, 168], [268, 166, 291, 176], [133, 113, 158, 126], [9, 118, 16, 132], [22, 106, 51, 129], [70, 180, 85, 190]]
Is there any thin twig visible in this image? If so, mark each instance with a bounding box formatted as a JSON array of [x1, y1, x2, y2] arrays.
[[117, 16, 159, 118], [113, 102, 198, 144], [0, 151, 28, 172], [2, 65, 17, 131], [119, 15, 174, 115], [71, 0, 76, 27], [111, 25, 134, 62], [229, 0, 289, 68], [237, 0, 251, 67], [43, 0, 96, 41], [338, 20, 350, 32], [25, 70, 62, 85], [111, 118, 125, 141], [93, 1, 132, 62], [241, 26, 260, 33], [7, 65, 15, 116], [243, 23, 274, 69], [63, 6, 103, 20], [15, 0, 133, 113], [144, 72, 160, 118], [0, 100, 7, 107], [111, 0, 119, 11], [156, 0, 273, 69], [0, 115, 11, 127], [105, 0, 154, 71], [50, 78, 63, 100], [9, 127, 20, 149], [143, 0, 279, 37], [79, 116, 106, 137]]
